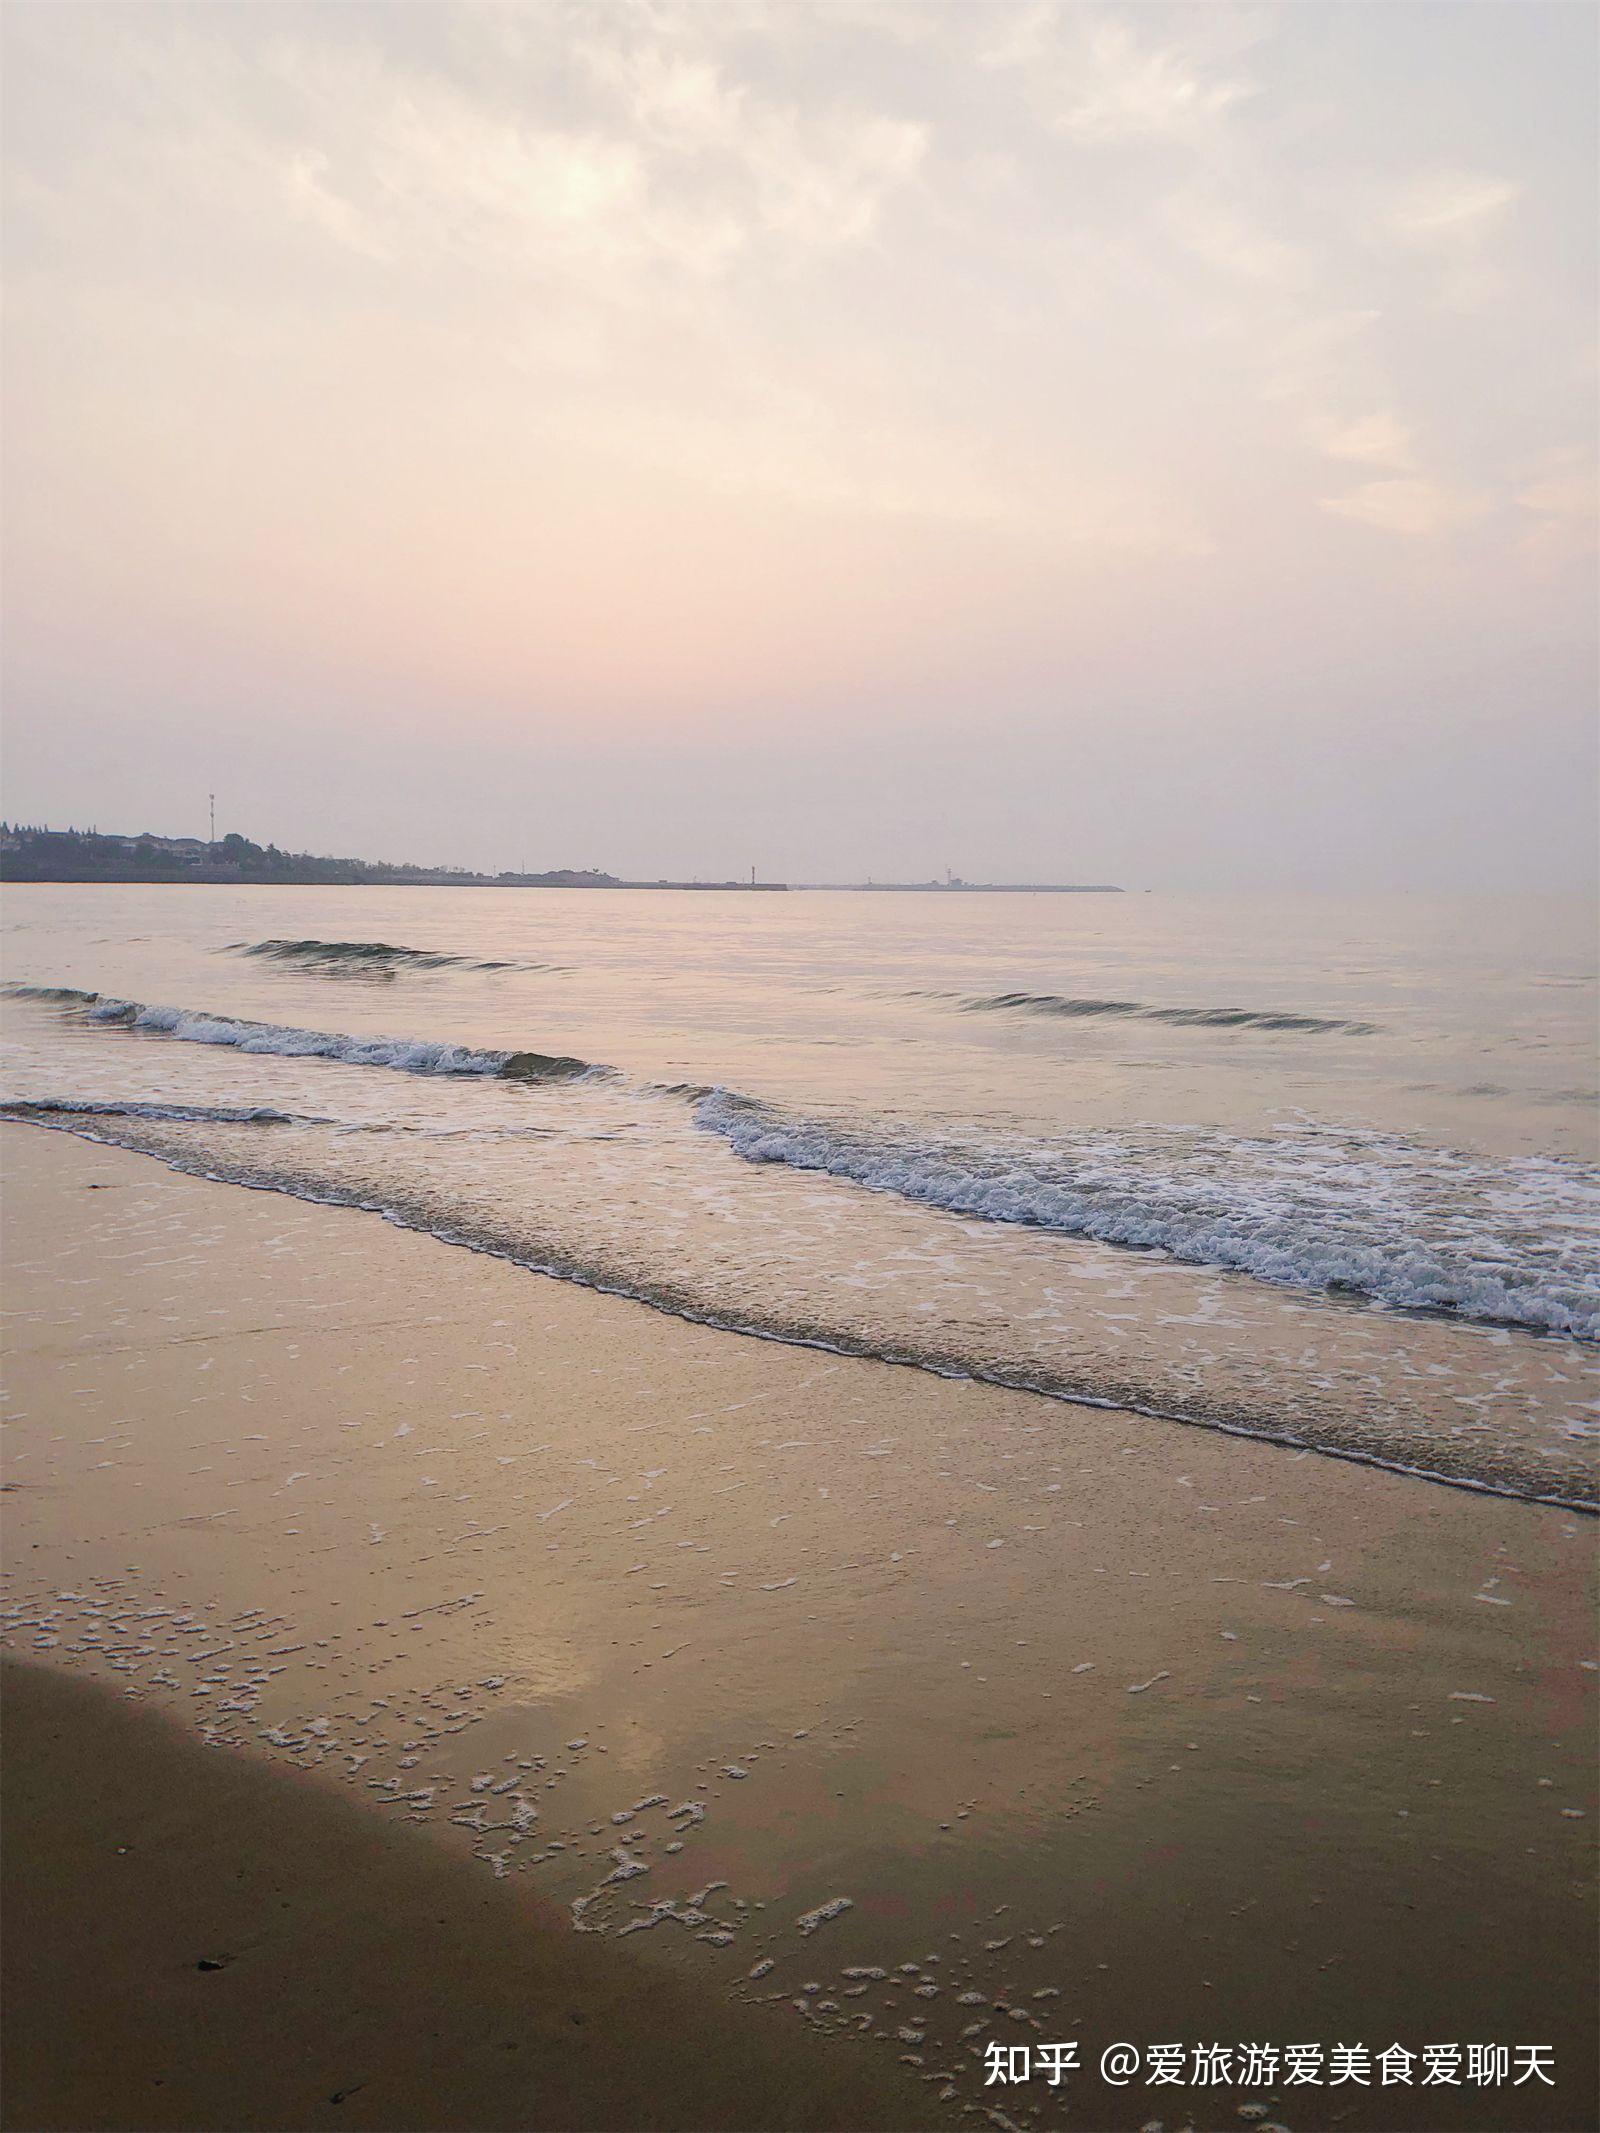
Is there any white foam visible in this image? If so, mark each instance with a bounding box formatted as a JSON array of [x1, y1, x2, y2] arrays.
[[796, 1896, 854, 1935], [695, 1094, 1600, 1338], [19, 987, 605, 1085]]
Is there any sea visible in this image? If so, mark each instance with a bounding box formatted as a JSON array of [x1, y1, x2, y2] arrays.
[[3, 884, 1595, 1508]]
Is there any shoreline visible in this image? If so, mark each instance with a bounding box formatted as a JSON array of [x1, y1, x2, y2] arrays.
[[5, 1109, 1590, 1514], [2, 1125, 1595, 2132], [1, 1654, 927, 2133], [0, 874, 1120, 892]]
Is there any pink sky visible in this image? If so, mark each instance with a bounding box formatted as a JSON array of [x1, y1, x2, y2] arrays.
[[3, 3, 1595, 886]]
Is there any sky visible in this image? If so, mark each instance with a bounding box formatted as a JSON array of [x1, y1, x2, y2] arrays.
[[2, 1, 1595, 889]]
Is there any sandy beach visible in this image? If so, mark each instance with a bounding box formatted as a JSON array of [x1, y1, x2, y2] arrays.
[[2, 1121, 1594, 2132], [7, 0, 1598, 2119], [1, 1655, 924, 2132]]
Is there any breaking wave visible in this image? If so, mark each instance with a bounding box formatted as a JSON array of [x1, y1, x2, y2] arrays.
[[234, 938, 525, 972], [694, 1092, 1600, 1339], [8, 1094, 1593, 1510], [4, 986, 604, 1084], [961, 992, 1377, 1035]]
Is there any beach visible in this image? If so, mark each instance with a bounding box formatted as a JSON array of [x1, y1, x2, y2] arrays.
[[7, 0, 1598, 2120], [3, 1122, 1594, 2132], [1, 1654, 923, 2133]]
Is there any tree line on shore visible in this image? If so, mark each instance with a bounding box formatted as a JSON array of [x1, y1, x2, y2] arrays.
[[0, 823, 617, 888]]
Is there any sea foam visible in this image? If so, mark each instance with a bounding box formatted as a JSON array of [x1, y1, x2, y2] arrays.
[[693, 1092, 1600, 1339], [5, 985, 603, 1083]]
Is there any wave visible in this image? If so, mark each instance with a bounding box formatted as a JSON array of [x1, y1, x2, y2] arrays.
[[234, 938, 525, 973], [6, 1104, 1593, 1511], [694, 1092, 1599, 1339], [9, 979, 1591, 1338], [4, 985, 605, 1084], [2, 1097, 303, 1125], [961, 992, 1377, 1035]]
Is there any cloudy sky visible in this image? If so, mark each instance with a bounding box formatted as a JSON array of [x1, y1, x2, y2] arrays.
[[3, 2, 1594, 886]]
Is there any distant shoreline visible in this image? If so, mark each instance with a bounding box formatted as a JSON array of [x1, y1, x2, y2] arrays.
[[1, 868, 1123, 892], [797, 882, 1124, 893], [1, 826, 1122, 892]]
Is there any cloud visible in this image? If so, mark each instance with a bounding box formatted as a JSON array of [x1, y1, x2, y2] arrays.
[[283, 152, 394, 261], [1515, 444, 1596, 522], [982, 7, 1258, 144], [1391, 169, 1521, 239], [2, 6, 1590, 636], [1165, 192, 1308, 289], [1387, 168, 1521, 308], [1513, 443, 1598, 562], [27, 7, 928, 304], [1308, 411, 1416, 470], [1320, 476, 1488, 538], [1058, 19, 1254, 141], [575, 34, 928, 253]]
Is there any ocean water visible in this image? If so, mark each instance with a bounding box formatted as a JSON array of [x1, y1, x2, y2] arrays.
[[3, 885, 1595, 1506]]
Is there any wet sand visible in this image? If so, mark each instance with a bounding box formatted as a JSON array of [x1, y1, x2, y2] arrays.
[[1, 1123, 1595, 2133], [0, 1655, 922, 2131]]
